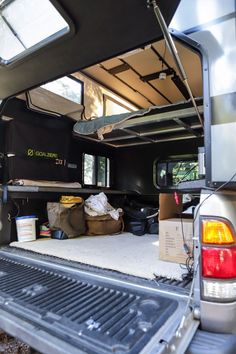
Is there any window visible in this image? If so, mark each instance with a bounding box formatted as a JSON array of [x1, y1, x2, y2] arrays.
[[156, 158, 199, 187], [42, 76, 83, 105], [103, 95, 133, 116], [83, 154, 110, 187], [0, 0, 69, 63]]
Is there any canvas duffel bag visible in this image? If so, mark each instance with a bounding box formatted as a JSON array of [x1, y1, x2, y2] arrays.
[[85, 212, 124, 236], [47, 202, 86, 238]]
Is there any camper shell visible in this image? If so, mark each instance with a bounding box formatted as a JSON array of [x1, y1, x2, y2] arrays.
[[0, 0, 236, 353]]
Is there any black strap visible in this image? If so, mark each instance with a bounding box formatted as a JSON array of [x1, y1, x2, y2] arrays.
[[2, 185, 8, 204]]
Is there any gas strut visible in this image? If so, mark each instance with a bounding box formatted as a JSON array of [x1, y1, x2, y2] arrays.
[[147, 0, 204, 128]]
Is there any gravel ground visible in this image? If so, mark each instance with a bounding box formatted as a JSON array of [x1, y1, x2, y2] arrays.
[[0, 331, 30, 354]]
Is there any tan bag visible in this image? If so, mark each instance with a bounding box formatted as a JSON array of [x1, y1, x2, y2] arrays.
[[85, 212, 124, 236], [47, 202, 86, 238]]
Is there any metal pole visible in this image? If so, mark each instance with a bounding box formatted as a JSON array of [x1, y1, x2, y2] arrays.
[[148, 0, 204, 128]]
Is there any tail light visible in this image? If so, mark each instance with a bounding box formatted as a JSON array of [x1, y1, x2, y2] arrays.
[[202, 219, 234, 245], [202, 247, 236, 278], [201, 218, 236, 301]]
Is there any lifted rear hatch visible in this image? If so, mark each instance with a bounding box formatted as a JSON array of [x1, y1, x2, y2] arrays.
[[0, 0, 180, 99]]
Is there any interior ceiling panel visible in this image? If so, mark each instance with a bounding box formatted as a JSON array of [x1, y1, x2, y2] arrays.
[[0, 0, 180, 99], [151, 41, 203, 97], [84, 37, 203, 109], [102, 58, 123, 70], [82, 66, 151, 108], [117, 70, 168, 106], [123, 47, 164, 76], [150, 76, 184, 102]]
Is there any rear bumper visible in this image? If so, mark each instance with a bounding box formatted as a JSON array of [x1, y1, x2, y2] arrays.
[[187, 329, 236, 354], [200, 300, 236, 333]]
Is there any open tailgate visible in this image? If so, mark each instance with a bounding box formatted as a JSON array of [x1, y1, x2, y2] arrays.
[[0, 249, 198, 354]]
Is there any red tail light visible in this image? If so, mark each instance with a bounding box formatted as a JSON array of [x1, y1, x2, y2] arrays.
[[202, 247, 236, 279]]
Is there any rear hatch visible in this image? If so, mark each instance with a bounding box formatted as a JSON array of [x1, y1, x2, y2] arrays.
[[0, 0, 180, 99]]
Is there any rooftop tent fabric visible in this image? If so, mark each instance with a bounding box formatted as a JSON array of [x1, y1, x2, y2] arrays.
[[73, 98, 204, 140], [73, 107, 153, 139]]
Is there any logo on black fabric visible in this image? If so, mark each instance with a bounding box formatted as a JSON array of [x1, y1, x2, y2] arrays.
[[27, 149, 34, 157], [26, 148, 59, 159]]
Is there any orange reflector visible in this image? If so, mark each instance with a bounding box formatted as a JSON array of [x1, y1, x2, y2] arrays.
[[202, 220, 235, 245]]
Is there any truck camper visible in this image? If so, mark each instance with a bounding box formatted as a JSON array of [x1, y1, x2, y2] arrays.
[[0, 0, 236, 353]]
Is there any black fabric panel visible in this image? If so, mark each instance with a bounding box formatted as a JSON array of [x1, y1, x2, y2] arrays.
[[7, 119, 70, 159], [2, 98, 115, 183], [0, 121, 8, 182], [4, 100, 72, 182], [7, 157, 69, 182]]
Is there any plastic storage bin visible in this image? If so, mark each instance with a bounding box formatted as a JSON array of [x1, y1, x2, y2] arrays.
[[15, 215, 38, 242]]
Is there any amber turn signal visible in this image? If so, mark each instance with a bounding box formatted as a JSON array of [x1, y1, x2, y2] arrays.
[[202, 219, 235, 245]]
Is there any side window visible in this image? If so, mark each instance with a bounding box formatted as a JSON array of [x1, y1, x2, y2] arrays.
[[83, 154, 96, 185], [42, 76, 84, 105], [83, 154, 110, 187], [156, 158, 199, 187], [103, 94, 132, 116]]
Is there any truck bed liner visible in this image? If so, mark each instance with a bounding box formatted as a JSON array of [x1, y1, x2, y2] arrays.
[[0, 251, 184, 354]]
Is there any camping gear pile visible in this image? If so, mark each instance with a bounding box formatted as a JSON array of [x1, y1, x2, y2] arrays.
[[15, 193, 159, 241], [47, 192, 123, 239]]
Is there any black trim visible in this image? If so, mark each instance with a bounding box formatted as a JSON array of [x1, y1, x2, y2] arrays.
[[169, 29, 210, 188], [67, 75, 84, 106]]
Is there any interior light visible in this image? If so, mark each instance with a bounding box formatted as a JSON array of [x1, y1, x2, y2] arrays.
[[159, 72, 167, 80]]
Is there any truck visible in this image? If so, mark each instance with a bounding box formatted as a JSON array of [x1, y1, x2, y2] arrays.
[[0, 0, 235, 353]]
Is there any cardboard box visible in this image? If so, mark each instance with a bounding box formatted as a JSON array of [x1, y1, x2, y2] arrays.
[[159, 194, 193, 264]]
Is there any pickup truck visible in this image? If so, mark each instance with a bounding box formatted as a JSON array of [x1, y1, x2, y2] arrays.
[[0, 0, 236, 353]]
